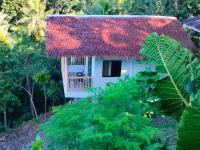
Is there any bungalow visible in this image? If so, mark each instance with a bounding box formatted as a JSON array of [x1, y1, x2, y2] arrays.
[[46, 15, 195, 98]]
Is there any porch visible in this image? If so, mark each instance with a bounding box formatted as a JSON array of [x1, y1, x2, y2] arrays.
[[67, 76, 92, 92], [61, 56, 94, 97]]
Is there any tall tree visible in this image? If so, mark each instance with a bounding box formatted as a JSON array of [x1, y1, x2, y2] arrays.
[[85, 0, 176, 15], [0, 79, 20, 130], [0, 11, 15, 48], [33, 70, 51, 119], [18, 0, 52, 43], [1, 0, 27, 22], [176, 0, 200, 21], [1, 27, 48, 118], [47, 0, 85, 14]]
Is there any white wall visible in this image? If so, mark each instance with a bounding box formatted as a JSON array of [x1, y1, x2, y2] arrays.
[[92, 58, 153, 88], [61, 57, 154, 98]]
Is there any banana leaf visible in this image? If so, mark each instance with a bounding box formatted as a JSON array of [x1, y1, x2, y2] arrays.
[[140, 33, 191, 114], [177, 91, 200, 150]]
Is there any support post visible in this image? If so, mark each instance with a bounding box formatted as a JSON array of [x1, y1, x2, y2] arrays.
[[85, 56, 88, 76], [65, 57, 68, 92], [91, 56, 95, 88], [61, 57, 68, 96]]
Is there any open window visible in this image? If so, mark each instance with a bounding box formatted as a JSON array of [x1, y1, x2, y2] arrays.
[[102, 60, 122, 77]]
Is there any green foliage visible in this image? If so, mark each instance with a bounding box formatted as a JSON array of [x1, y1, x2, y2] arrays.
[[47, 0, 86, 14], [32, 141, 43, 150], [139, 33, 200, 150], [0, 122, 5, 132], [0, 11, 16, 48], [41, 77, 162, 149], [177, 91, 200, 150], [0, 79, 20, 130], [85, 0, 176, 15], [33, 70, 51, 85], [33, 70, 51, 118], [176, 0, 200, 21], [140, 33, 197, 115], [0, 25, 62, 126], [23, 135, 43, 150], [32, 135, 43, 150], [85, 0, 199, 17], [1, 0, 26, 22], [12, 112, 32, 127], [0, 2, 199, 149], [0, 80, 20, 112], [18, 0, 52, 43], [46, 81, 63, 105]]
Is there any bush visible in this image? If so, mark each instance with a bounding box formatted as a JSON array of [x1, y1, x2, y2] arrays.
[[40, 76, 162, 150]]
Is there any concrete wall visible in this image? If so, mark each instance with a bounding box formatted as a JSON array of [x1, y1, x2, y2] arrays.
[[61, 57, 153, 98], [92, 57, 153, 88]]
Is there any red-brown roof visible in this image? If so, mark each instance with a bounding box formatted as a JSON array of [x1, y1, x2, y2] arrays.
[[46, 15, 195, 58]]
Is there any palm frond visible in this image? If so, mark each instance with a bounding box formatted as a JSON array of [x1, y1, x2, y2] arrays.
[[18, 0, 50, 42]]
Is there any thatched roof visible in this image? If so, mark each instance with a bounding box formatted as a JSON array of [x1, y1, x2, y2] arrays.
[[183, 15, 200, 33], [46, 15, 195, 58]]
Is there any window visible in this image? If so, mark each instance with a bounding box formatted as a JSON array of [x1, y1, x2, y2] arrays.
[[102, 60, 122, 77]]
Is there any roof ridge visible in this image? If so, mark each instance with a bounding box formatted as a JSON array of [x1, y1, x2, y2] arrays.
[[47, 14, 177, 20]]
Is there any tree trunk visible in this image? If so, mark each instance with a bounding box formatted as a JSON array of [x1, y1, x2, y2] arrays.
[[3, 104, 7, 131], [174, 0, 179, 10], [26, 76, 38, 118], [53, 98, 55, 107], [44, 84, 47, 119], [29, 95, 35, 117], [30, 93, 38, 118]]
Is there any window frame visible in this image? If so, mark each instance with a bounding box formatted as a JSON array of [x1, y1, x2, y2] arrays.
[[102, 60, 122, 77]]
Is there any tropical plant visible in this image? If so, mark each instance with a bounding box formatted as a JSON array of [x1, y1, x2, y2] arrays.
[[0, 24, 62, 128], [85, 0, 133, 15], [18, 0, 52, 43], [176, 90, 200, 150], [176, 0, 200, 21], [0, 79, 20, 130], [46, 80, 63, 107], [1, 0, 27, 22], [140, 33, 200, 150], [47, 0, 85, 14], [140, 33, 197, 115], [0, 27, 49, 118], [33, 70, 51, 119], [41, 77, 162, 149], [0, 11, 15, 48], [85, 0, 176, 16]]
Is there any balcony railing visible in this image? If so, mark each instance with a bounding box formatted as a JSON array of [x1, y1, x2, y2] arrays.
[[67, 76, 92, 92]]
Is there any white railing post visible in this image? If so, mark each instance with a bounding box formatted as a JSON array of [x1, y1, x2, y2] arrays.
[[68, 76, 92, 92], [65, 57, 68, 92], [85, 56, 88, 76]]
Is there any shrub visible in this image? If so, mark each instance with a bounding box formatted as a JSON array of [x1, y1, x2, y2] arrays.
[[40, 77, 162, 150]]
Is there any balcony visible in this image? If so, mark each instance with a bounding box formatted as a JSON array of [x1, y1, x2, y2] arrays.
[[67, 76, 92, 92], [61, 56, 93, 95]]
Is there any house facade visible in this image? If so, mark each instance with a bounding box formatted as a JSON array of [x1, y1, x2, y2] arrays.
[[46, 15, 195, 98]]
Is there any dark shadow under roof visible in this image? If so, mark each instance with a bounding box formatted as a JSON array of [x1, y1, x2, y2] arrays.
[[183, 15, 200, 33]]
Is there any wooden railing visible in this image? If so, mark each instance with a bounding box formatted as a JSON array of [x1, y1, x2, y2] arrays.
[[67, 76, 92, 92]]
